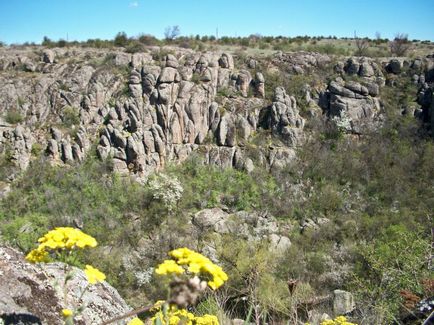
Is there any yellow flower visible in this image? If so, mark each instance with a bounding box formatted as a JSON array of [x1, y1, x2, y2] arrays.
[[151, 307, 195, 325], [195, 314, 219, 325], [127, 318, 144, 325], [25, 247, 49, 263], [38, 227, 97, 251], [155, 259, 185, 275], [26, 227, 98, 264], [84, 265, 106, 284], [61, 309, 73, 317], [320, 316, 358, 325], [165, 247, 228, 290], [150, 300, 166, 312]]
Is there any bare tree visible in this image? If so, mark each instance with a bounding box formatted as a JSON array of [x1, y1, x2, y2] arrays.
[[354, 31, 369, 57], [390, 33, 411, 56], [164, 25, 180, 42]]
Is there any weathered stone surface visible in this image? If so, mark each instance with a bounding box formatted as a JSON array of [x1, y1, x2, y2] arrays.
[[333, 290, 355, 315], [387, 59, 402, 74], [0, 246, 131, 325], [327, 78, 382, 133], [236, 70, 252, 97], [263, 87, 305, 146], [2, 45, 431, 181], [42, 49, 55, 64]]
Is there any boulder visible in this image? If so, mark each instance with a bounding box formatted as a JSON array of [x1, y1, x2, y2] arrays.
[[236, 70, 252, 97], [333, 290, 355, 315], [387, 59, 402, 74], [42, 49, 55, 64], [0, 246, 131, 324], [192, 208, 228, 232]]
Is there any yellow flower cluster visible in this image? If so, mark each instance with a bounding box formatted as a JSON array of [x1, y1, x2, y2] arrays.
[[151, 305, 219, 325], [127, 318, 144, 325], [194, 315, 219, 325], [155, 259, 185, 275], [320, 316, 358, 325], [25, 247, 49, 263], [155, 247, 228, 290], [84, 264, 106, 284], [38, 227, 97, 250], [25, 227, 97, 263]]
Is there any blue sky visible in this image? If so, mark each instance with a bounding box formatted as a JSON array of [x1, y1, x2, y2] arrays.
[[0, 0, 433, 44]]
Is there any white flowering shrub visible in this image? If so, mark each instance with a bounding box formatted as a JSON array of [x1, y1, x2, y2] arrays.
[[148, 173, 183, 212], [332, 110, 352, 132]]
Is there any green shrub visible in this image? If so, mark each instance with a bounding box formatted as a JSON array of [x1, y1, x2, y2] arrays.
[[125, 41, 146, 53], [31, 143, 44, 157], [352, 225, 431, 322], [61, 106, 80, 127], [4, 109, 24, 124]]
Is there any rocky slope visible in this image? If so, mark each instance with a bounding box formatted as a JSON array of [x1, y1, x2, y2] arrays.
[[1, 45, 434, 324]]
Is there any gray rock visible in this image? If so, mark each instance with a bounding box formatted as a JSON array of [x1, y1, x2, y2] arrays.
[[42, 49, 55, 64], [218, 53, 234, 69], [265, 87, 305, 146], [61, 140, 73, 163], [192, 208, 228, 230], [359, 61, 375, 77], [344, 58, 360, 75], [254, 72, 265, 98], [236, 70, 252, 97], [269, 234, 291, 252], [0, 246, 132, 324], [333, 289, 355, 315], [114, 53, 131, 66], [165, 54, 179, 68], [387, 59, 402, 74], [159, 67, 180, 83]]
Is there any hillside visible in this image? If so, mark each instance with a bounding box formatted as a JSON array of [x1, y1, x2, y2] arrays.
[[0, 42, 433, 324]]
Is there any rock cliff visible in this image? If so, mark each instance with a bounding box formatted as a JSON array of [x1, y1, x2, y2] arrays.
[[0, 46, 433, 183]]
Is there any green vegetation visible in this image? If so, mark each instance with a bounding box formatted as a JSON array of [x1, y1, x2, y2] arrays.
[[4, 108, 24, 124], [35, 32, 434, 58], [61, 106, 80, 128], [0, 111, 431, 323]]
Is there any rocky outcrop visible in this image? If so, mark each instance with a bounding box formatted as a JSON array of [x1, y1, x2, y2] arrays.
[[2, 46, 434, 180], [325, 77, 382, 133], [262, 87, 305, 146], [192, 208, 291, 256], [0, 246, 131, 325], [272, 51, 332, 74]]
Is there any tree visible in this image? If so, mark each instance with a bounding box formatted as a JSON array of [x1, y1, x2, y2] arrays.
[[390, 33, 411, 56], [42, 36, 53, 47], [354, 31, 369, 56], [114, 32, 128, 47], [164, 25, 180, 42]]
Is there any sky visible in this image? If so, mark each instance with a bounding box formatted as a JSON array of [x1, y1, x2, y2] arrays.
[[0, 0, 433, 44]]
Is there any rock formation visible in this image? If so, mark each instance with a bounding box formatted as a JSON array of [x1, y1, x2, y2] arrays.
[[0, 246, 131, 325], [1, 46, 433, 182]]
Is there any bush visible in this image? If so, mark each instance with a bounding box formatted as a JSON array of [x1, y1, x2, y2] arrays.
[[114, 32, 128, 47], [352, 225, 430, 322], [168, 157, 278, 211], [137, 34, 159, 46], [61, 106, 80, 127], [125, 41, 146, 53], [390, 33, 411, 56], [4, 109, 24, 124]]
